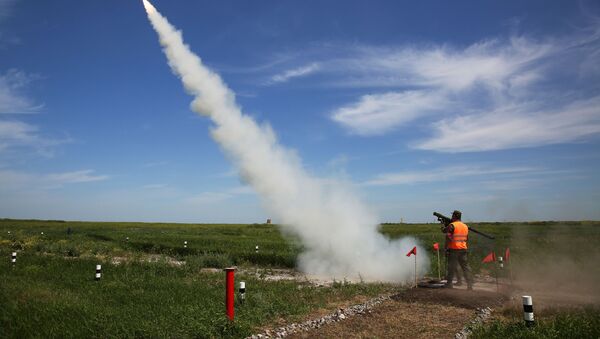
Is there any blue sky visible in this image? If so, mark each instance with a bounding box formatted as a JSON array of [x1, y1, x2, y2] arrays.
[[1, 0, 599, 223]]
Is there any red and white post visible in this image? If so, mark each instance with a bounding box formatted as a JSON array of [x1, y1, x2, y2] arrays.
[[224, 267, 236, 321]]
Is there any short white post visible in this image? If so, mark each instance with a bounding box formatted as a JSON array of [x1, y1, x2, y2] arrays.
[[255, 245, 259, 253], [11, 252, 16, 265], [522, 295, 534, 327], [184, 241, 188, 249], [95, 264, 102, 281], [239, 281, 246, 304], [126, 237, 129, 242], [40, 231, 44, 236], [498, 256, 504, 269]]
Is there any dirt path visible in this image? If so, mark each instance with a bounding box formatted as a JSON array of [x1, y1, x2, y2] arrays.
[[287, 285, 508, 339]]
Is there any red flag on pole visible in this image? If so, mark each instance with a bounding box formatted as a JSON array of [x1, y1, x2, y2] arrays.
[[505, 248, 510, 262], [433, 243, 439, 251], [406, 246, 417, 257], [482, 251, 496, 263]]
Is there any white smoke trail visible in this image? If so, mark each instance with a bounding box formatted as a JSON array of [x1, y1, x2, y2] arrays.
[[142, 0, 428, 282]]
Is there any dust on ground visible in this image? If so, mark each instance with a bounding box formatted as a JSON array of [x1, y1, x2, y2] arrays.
[[259, 279, 508, 339], [287, 286, 507, 339], [288, 300, 472, 339]]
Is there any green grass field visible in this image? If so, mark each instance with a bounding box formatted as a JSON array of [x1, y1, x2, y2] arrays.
[[1, 219, 599, 338]]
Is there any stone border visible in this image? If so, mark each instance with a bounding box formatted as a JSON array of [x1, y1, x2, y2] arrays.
[[247, 295, 392, 338], [454, 307, 493, 339]]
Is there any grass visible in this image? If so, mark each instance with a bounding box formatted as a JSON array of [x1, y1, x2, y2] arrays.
[[1, 219, 599, 338], [470, 308, 600, 339], [0, 252, 390, 338], [0, 219, 390, 338]]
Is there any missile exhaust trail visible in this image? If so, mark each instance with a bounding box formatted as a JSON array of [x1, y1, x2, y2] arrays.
[[141, 0, 428, 282]]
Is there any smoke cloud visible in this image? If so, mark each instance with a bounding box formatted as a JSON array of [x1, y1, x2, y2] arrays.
[[142, 0, 428, 282]]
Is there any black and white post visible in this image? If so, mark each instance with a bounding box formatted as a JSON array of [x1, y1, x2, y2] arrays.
[[255, 245, 259, 253], [498, 256, 504, 269], [239, 281, 246, 304], [11, 252, 16, 265], [522, 295, 534, 327], [95, 264, 102, 281], [184, 241, 188, 249]]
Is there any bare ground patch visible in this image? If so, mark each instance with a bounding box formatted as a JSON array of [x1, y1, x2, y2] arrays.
[[259, 282, 510, 338], [287, 298, 475, 339]]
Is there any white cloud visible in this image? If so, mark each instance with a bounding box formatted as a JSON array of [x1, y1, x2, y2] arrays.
[[0, 0, 17, 20], [45, 170, 108, 185], [0, 69, 43, 113], [327, 37, 555, 135], [318, 36, 555, 90], [364, 165, 535, 186], [321, 24, 600, 150], [0, 169, 109, 191], [415, 96, 600, 152], [331, 90, 448, 135], [183, 185, 255, 205], [268, 63, 320, 84], [184, 191, 232, 205], [142, 183, 167, 189], [0, 119, 67, 156], [0, 69, 70, 156]]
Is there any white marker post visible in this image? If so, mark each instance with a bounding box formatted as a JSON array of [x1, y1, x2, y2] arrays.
[[126, 237, 129, 242], [40, 232, 44, 236], [184, 241, 188, 249], [239, 281, 246, 304], [95, 264, 102, 281], [255, 245, 259, 253], [11, 252, 16, 265], [498, 256, 504, 269], [522, 295, 534, 327]]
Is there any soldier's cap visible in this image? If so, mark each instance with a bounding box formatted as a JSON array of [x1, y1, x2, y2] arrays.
[[452, 210, 462, 218]]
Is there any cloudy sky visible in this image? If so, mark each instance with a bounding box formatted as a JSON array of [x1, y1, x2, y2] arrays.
[[1, 0, 599, 222]]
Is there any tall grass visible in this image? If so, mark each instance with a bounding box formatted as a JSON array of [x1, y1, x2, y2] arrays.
[[470, 308, 600, 339], [0, 252, 389, 338]]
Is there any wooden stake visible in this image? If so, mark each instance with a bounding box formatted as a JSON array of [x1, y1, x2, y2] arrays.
[[494, 261, 499, 292], [508, 256, 514, 287], [436, 249, 441, 281], [414, 254, 417, 288]]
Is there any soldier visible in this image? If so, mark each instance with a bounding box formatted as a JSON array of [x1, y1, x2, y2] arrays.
[[442, 210, 473, 290]]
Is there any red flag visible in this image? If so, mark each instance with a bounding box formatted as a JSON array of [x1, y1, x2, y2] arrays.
[[406, 246, 417, 257], [433, 243, 439, 251], [482, 251, 496, 263], [505, 248, 510, 262]]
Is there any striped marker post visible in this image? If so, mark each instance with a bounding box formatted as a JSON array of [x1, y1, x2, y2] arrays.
[[11, 252, 16, 265], [255, 245, 259, 253], [95, 264, 102, 281], [522, 295, 534, 327], [184, 241, 188, 249], [239, 281, 246, 304], [498, 256, 504, 269]]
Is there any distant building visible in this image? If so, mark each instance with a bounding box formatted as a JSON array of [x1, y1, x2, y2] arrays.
[[266, 218, 272, 224]]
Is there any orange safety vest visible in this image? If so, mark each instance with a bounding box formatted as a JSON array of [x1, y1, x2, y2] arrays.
[[447, 221, 468, 250]]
